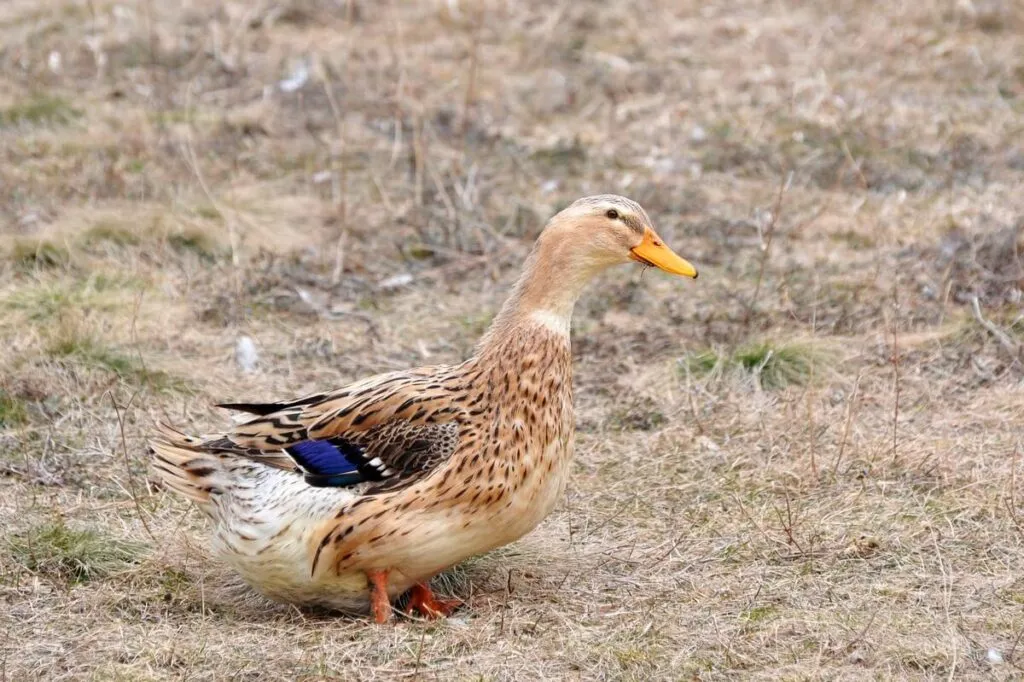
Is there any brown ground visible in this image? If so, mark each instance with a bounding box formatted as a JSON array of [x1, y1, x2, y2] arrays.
[[2, 0, 1024, 679]]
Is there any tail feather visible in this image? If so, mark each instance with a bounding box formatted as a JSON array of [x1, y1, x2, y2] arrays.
[[150, 427, 230, 513], [150, 422, 302, 516]]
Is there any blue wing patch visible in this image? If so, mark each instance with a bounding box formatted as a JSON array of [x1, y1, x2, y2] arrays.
[[286, 438, 391, 488], [288, 440, 360, 476]]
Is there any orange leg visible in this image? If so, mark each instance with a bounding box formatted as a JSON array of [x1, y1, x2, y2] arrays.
[[366, 569, 392, 624], [404, 582, 461, 619]]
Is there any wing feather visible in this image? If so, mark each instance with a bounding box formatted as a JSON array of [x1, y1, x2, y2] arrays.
[[196, 368, 466, 490]]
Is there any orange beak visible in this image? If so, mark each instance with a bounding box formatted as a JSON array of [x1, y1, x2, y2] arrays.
[[629, 227, 698, 279]]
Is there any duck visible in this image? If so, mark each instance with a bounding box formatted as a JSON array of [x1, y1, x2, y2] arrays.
[[149, 195, 698, 623]]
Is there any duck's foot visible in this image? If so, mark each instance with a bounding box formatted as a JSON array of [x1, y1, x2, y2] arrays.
[[366, 569, 392, 624], [404, 582, 461, 619]]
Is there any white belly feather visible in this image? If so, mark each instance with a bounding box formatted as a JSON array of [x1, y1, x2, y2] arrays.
[[206, 437, 572, 612]]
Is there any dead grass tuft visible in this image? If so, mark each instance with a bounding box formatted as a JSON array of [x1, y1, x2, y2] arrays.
[[5, 519, 146, 585], [166, 227, 223, 261], [82, 221, 143, 249], [45, 327, 189, 393], [8, 239, 71, 269], [0, 94, 81, 128], [936, 219, 1024, 306], [606, 395, 667, 431], [0, 388, 28, 428], [683, 340, 827, 389]]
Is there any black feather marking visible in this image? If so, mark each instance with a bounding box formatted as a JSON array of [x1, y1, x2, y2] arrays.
[[335, 396, 374, 420], [353, 408, 384, 426], [216, 402, 282, 416], [396, 396, 431, 413], [311, 532, 333, 576], [217, 392, 326, 416]]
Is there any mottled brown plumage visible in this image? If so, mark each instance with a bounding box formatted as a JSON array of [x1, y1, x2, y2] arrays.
[[149, 195, 697, 622]]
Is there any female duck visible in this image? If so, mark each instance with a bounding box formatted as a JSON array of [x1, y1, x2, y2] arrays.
[[150, 195, 697, 623]]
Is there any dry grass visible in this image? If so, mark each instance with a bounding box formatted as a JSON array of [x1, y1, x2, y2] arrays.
[[1, 0, 1023, 679]]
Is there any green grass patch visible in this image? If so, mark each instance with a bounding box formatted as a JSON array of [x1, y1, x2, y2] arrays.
[[47, 333, 188, 392], [6, 520, 145, 584], [80, 215, 226, 264], [681, 341, 825, 389], [168, 228, 221, 260], [83, 221, 142, 248], [193, 204, 222, 221], [49, 335, 137, 373], [613, 645, 659, 670], [684, 349, 721, 377], [1, 275, 142, 322], [157, 566, 192, 595], [85, 218, 222, 261], [458, 311, 495, 338], [148, 109, 191, 125], [607, 396, 666, 432], [530, 139, 587, 169], [0, 94, 81, 128], [741, 604, 778, 623], [1, 285, 79, 321], [0, 390, 28, 428], [9, 239, 70, 269]]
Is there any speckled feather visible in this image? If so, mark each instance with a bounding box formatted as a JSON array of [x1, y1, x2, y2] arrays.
[[149, 194, 690, 615], [150, 307, 574, 611]]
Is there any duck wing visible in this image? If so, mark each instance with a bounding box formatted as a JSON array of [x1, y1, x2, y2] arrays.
[[188, 369, 467, 491]]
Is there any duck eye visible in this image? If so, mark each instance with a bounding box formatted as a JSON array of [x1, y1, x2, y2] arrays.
[[606, 209, 619, 220]]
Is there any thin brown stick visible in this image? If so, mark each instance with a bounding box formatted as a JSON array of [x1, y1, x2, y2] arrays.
[[1008, 625, 1024, 671], [971, 295, 1021, 359], [890, 279, 901, 465], [320, 61, 350, 285], [459, 1, 484, 140], [498, 568, 512, 635], [1007, 446, 1024, 541], [413, 115, 425, 208], [743, 170, 792, 328], [843, 612, 877, 652], [682, 362, 706, 436], [805, 364, 818, 482], [833, 371, 862, 478], [732, 494, 776, 557], [412, 621, 428, 679], [109, 390, 156, 544], [840, 139, 869, 190], [772, 490, 805, 556], [181, 80, 243, 298]]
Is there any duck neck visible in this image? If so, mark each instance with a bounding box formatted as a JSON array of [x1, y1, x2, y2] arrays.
[[475, 233, 600, 355]]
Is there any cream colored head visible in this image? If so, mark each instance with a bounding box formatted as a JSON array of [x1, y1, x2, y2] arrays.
[[538, 194, 698, 278], [479, 194, 698, 345]]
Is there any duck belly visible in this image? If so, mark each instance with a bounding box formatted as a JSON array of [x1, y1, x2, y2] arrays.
[[207, 439, 572, 612], [208, 466, 375, 612]]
